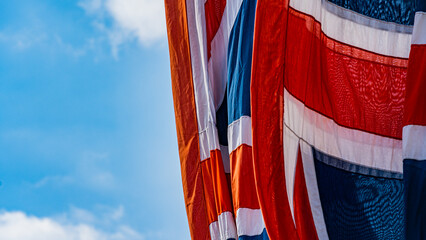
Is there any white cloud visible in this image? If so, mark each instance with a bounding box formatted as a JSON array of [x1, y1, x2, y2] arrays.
[[1, 0, 167, 59], [79, 0, 166, 58], [0, 210, 143, 240], [105, 0, 166, 46]]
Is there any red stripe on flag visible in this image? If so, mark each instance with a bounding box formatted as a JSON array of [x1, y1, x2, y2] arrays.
[[201, 150, 235, 221], [230, 144, 260, 212], [294, 145, 319, 240], [251, 0, 299, 239], [404, 45, 426, 126], [165, 0, 210, 239], [205, 0, 226, 59], [201, 158, 219, 225], [284, 8, 408, 139]]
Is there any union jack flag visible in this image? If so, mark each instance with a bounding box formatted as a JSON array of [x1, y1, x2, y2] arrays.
[[164, 0, 426, 239]]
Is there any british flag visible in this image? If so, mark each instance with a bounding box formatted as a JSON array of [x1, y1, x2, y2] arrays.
[[165, 0, 426, 239]]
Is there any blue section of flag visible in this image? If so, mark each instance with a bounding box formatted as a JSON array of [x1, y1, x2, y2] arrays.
[[216, 91, 229, 146], [404, 159, 426, 240], [313, 148, 405, 240], [326, 0, 416, 25], [417, 0, 426, 12], [227, 0, 257, 124]]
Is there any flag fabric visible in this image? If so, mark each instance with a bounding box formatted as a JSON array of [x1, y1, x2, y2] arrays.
[[165, 0, 266, 239], [165, 0, 426, 239], [251, 0, 425, 240], [227, 0, 269, 239], [403, 1, 426, 239]]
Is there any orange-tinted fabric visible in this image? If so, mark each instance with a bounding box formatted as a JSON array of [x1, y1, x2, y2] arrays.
[[202, 150, 235, 218], [164, 0, 210, 239], [230, 144, 261, 212], [201, 158, 220, 224]]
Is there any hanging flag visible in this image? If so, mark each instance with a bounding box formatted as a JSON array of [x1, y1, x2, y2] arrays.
[[251, 1, 300, 239], [227, 0, 269, 239], [251, 0, 424, 240], [165, 0, 266, 239], [165, 0, 425, 239]]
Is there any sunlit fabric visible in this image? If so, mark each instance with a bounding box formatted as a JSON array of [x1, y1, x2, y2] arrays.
[[164, 0, 266, 239], [165, 0, 426, 238]]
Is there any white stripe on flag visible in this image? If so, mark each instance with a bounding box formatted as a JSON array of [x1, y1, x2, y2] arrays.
[[209, 211, 238, 240], [186, 0, 219, 161], [236, 208, 266, 237], [289, 0, 412, 58], [186, 0, 245, 161], [207, 0, 243, 110], [283, 125, 299, 224], [412, 12, 426, 44], [228, 116, 252, 153], [300, 141, 329, 240], [403, 125, 426, 160], [199, 121, 221, 161], [284, 88, 403, 173]]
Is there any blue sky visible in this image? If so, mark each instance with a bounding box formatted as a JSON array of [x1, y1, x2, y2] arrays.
[[0, 0, 189, 239]]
